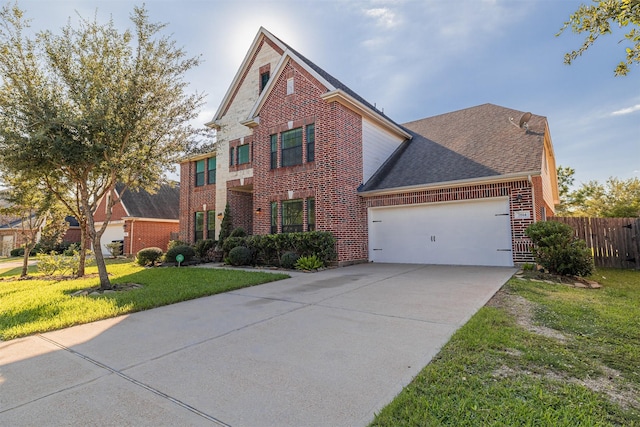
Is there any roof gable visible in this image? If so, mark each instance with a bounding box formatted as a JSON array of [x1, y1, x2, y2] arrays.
[[209, 27, 410, 139], [361, 104, 549, 193]]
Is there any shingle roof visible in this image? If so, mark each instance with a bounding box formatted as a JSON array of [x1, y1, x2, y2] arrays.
[[360, 103, 547, 193], [116, 183, 180, 220]]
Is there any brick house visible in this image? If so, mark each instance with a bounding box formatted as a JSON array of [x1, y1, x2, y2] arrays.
[[179, 28, 559, 267], [94, 183, 180, 256]]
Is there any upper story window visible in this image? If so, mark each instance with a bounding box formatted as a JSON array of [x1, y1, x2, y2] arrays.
[[195, 160, 205, 187], [229, 146, 234, 166], [270, 134, 278, 169], [207, 157, 216, 185], [237, 144, 250, 165], [306, 124, 315, 162], [260, 71, 270, 93], [281, 128, 303, 167]]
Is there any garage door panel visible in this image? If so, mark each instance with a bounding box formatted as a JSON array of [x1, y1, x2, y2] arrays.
[[369, 198, 513, 267]]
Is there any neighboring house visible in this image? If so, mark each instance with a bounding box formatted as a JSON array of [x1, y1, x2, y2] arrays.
[[0, 216, 40, 257], [179, 27, 559, 267], [94, 183, 180, 256]]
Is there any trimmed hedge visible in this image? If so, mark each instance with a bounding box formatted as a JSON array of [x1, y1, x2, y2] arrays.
[[136, 247, 164, 266], [164, 245, 196, 264], [228, 246, 252, 266], [226, 231, 336, 267]]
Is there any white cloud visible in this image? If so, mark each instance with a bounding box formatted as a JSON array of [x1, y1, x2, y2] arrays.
[[364, 7, 401, 29], [611, 104, 640, 116]]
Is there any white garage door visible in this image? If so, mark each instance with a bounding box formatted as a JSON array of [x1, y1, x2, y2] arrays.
[[98, 222, 124, 255], [369, 197, 513, 267]]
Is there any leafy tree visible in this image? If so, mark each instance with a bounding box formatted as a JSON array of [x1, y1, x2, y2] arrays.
[[555, 166, 640, 217], [0, 172, 60, 277], [558, 0, 640, 76], [218, 203, 234, 243], [0, 4, 206, 289], [571, 177, 640, 217], [555, 165, 576, 215]]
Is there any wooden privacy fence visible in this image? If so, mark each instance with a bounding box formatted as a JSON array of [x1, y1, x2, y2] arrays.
[[549, 217, 640, 270]]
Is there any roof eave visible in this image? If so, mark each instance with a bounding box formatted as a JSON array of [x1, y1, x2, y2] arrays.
[[359, 171, 542, 197], [321, 90, 412, 140]]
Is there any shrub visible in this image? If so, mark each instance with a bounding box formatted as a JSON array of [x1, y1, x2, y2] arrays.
[[229, 227, 247, 238], [525, 221, 594, 277], [280, 251, 299, 269], [63, 243, 81, 256], [164, 245, 196, 264], [222, 237, 245, 255], [167, 239, 189, 250], [104, 241, 123, 258], [194, 239, 215, 258], [37, 250, 95, 276], [10, 247, 23, 257], [295, 255, 324, 271], [136, 247, 164, 266], [228, 246, 252, 266]]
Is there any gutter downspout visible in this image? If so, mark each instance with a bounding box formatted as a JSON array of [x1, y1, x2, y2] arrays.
[[528, 175, 537, 222], [129, 219, 135, 256]]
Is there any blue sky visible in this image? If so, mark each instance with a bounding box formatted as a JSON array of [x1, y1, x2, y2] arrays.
[[20, 0, 640, 187]]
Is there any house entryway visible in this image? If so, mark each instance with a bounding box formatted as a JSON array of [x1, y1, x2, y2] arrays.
[[368, 197, 513, 266]]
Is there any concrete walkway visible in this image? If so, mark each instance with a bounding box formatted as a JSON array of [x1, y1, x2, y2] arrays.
[[0, 263, 515, 426]]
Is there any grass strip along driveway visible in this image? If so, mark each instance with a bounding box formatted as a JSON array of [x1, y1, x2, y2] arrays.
[[0, 260, 288, 340], [371, 268, 640, 426]]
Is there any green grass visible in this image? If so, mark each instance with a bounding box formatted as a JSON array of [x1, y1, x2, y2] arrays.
[[0, 260, 288, 340], [371, 268, 640, 426]]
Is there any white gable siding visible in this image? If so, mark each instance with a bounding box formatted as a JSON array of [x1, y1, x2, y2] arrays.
[[362, 118, 405, 183], [541, 146, 554, 214]]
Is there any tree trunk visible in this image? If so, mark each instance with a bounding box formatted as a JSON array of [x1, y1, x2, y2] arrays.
[[20, 244, 32, 277], [76, 217, 88, 277], [81, 192, 112, 290], [93, 235, 112, 290]]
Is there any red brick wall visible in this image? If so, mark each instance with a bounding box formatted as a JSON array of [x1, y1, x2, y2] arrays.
[[94, 190, 128, 222], [124, 220, 179, 255], [179, 160, 216, 243], [227, 189, 253, 233], [251, 59, 367, 264], [62, 227, 81, 244], [364, 180, 538, 264]]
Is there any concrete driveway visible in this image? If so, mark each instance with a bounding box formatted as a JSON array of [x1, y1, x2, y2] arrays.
[[0, 263, 515, 426]]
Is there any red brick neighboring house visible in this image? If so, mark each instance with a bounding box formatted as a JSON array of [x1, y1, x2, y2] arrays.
[[179, 28, 559, 267], [94, 183, 180, 256]]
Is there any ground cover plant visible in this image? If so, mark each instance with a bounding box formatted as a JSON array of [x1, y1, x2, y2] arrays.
[[0, 259, 288, 340], [371, 268, 640, 426]]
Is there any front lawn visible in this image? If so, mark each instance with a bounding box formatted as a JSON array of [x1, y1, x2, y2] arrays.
[[0, 260, 288, 340], [371, 268, 640, 426]]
